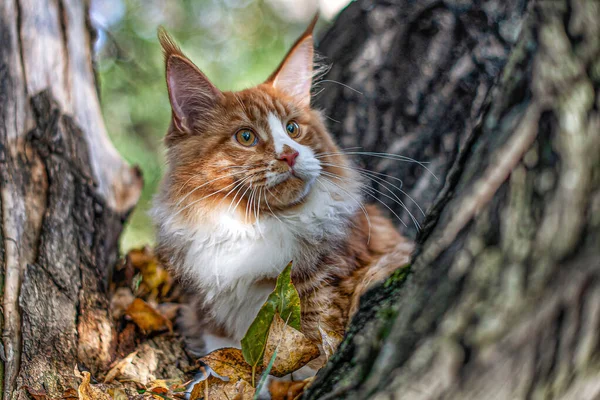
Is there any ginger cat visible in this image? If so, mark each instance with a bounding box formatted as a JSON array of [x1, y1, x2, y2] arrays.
[[152, 18, 413, 356]]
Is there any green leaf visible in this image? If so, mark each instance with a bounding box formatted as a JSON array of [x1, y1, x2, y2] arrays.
[[274, 262, 301, 330], [241, 300, 276, 369], [241, 262, 301, 369]]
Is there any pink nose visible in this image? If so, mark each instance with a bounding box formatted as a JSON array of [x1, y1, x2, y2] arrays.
[[278, 151, 299, 168]]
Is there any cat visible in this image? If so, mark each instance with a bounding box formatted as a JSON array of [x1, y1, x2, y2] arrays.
[[152, 17, 413, 359]]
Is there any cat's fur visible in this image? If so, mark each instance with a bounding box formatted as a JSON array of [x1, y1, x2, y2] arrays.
[[152, 19, 413, 356]]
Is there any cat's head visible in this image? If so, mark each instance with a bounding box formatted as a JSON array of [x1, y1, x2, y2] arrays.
[[158, 18, 356, 220]]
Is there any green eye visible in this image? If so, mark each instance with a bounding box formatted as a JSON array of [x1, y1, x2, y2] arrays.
[[235, 129, 258, 147], [286, 121, 300, 138]]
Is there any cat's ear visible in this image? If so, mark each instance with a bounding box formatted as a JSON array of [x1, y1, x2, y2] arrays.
[[158, 28, 222, 134], [266, 15, 318, 107]]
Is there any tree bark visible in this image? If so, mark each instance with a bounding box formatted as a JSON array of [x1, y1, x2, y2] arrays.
[[314, 0, 528, 239], [306, 0, 600, 399], [0, 1, 142, 398]]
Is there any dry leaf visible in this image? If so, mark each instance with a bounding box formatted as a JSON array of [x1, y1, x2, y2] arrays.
[[111, 287, 135, 320], [78, 371, 111, 400], [125, 298, 173, 334], [190, 376, 255, 400], [62, 388, 79, 399], [106, 387, 128, 400], [318, 325, 343, 360], [199, 348, 254, 383], [127, 248, 172, 300], [146, 379, 183, 395], [104, 344, 159, 384], [241, 262, 300, 370], [21, 386, 47, 400], [262, 314, 320, 377], [268, 378, 313, 400]]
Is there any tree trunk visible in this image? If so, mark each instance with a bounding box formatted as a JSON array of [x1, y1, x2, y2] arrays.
[[0, 1, 142, 398], [306, 0, 600, 399]]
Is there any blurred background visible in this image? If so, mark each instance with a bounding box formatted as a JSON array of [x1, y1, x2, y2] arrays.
[[91, 0, 352, 251]]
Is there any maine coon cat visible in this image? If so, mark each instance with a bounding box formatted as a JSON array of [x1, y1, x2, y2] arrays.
[[152, 18, 413, 356]]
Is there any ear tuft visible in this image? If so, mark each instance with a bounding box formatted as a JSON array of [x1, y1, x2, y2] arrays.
[[158, 26, 184, 61], [266, 14, 319, 107], [158, 28, 222, 135]]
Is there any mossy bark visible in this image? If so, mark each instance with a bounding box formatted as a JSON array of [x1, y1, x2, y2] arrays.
[[0, 1, 142, 398], [306, 0, 600, 398]]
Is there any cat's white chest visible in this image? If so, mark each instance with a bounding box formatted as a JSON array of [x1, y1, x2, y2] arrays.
[[171, 181, 358, 341]]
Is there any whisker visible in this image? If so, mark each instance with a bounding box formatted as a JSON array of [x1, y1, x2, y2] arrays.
[[174, 170, 247, 208], [316, 151, 438, 181], [255, 188, 263, 236], [320, 162, 426, 219], [320, 162, 405, 187], [318, 79, 363, 95], [323, 114, 341, 124], [245, 186, 253, 224], [233, 182, 253, 215], [217, 174, 252, 210], [314, 147, 362, 158], [320, 171, 413, 230], [316, 177, 372, 243], [172, 180, 240, 218], [227, 176, 253, 214]]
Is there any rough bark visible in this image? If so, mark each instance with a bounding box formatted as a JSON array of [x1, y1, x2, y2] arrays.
[[0, 1, 142, 398], [306, 0, 600, 399], [315, 0, 527, 238]]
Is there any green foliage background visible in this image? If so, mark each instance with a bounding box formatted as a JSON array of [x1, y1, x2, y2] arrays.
[[95, 0, 337, 250]]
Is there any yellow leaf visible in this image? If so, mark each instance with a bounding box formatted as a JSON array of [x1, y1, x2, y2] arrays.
[[106, 387, 128, 400], [190, 376, 255, 400], [77, 371, 111, 400], [125, 298, 173, 334], [199, 348, 254, 383], [127, 247, 172, 300], [262, 314, 320, 377], [318, 325, 343, 360]]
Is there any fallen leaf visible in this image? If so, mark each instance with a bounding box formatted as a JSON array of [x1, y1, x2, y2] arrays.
[[318, 325, 343, 360], [241, 262, 301, 372], [78, 371, 111, 400], [104, 343, 159, 385], [104, 351, 138, 383], [199, 348, 253, 383], [21, 386, 47, 400], [125, 298, 173, 334], [106, 387, 128, 400], [190, 376, 255, 400], [262, 314, 320, 377], [62, 388, 79, 399], [146, 378, 183, 396], [127, 248, 172, 300], [268, 378, 313, 400], [111, 287, 135, 320]]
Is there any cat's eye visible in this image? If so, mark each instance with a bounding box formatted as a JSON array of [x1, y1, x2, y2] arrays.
[[235, 129, 258, 147], [286, 121, 300, 138]]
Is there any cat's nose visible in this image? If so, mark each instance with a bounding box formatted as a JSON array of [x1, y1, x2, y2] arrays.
[[278, 151, 299, 168]]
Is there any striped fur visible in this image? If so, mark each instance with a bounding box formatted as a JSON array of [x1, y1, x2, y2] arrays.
[[152, 24, 413, 357]]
